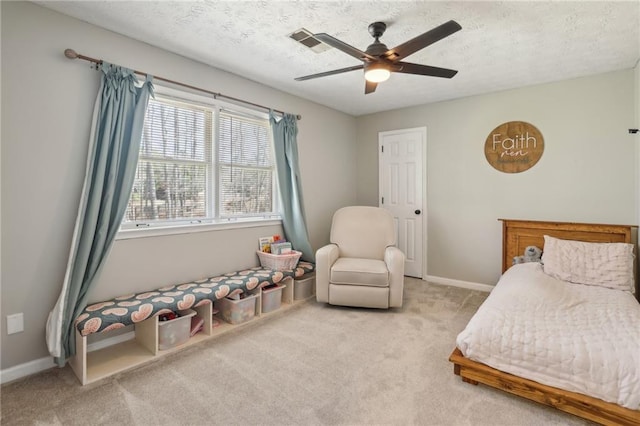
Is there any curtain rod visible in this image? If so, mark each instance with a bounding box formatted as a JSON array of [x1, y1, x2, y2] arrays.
[[64, 49, 301, 120]]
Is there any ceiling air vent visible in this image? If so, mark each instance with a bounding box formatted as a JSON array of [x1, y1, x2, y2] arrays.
[[288, 28, 330, 53]]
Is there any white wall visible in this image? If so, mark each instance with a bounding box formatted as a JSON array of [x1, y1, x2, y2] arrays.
[[0, 2, 357, 370], [356, 70, 637, 286]]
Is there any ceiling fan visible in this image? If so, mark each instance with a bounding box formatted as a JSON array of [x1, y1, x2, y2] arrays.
[[295, 20, 462, 94]]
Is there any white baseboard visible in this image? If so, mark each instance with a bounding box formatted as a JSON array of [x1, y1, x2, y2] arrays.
[[1, 356, 56, 384], [425, 275, 494, 293], [1, 331, 135, 384]]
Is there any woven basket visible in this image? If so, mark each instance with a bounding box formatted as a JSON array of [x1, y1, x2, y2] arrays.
[[256, 250, 302, 271]]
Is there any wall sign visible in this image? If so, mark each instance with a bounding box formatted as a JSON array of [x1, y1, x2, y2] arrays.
[[484, 121, 544, 173]]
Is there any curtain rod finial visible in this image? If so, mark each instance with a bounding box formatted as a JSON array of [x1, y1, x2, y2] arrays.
[[64, 49, 79, 59]]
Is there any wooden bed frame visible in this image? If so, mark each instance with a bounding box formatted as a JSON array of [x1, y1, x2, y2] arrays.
[[449, 219, 640, 426]]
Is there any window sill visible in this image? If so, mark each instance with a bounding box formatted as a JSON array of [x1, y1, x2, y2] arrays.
[[116, 217, 282, 240]]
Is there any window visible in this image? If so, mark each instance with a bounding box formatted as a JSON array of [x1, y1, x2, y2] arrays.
[[122, 90, 278, 232]]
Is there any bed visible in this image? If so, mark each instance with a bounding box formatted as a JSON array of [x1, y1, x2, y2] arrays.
[[449, 219, 640, 426]]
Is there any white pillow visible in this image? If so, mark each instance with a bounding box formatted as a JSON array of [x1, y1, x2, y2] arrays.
[[542, 235, 635, 293]]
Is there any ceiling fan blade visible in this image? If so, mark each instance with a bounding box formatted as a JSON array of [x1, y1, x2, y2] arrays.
[[365, 80, 378, 94], [295, 64, 364, 81], [395, 62, 458, 78], [384, 20, 462, 61], [314, 33, 378, 62]]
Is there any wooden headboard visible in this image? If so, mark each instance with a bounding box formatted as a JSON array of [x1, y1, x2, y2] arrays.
[[499, 219, 637, 273]]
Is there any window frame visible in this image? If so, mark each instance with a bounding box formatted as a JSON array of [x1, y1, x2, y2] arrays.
[[117, 84, 281, 240]]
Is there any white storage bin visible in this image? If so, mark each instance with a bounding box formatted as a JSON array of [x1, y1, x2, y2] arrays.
[[158, 309, 196, 351], [261, 284, 284, 313], [294, 275, 315, 300], [217, 294, 258, 324]]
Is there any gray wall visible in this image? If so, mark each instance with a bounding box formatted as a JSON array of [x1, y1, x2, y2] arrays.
[[356, 70, 637, 286], [1, 2, 357, 370], [635, 64, 640, 227]]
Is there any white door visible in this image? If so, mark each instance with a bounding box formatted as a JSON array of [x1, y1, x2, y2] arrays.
[[379, 127, 425, 278]]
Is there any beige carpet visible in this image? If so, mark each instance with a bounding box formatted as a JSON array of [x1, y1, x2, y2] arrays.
[[1, 278, 593, 425]]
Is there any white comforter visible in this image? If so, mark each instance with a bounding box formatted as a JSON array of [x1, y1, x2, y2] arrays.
[[456, 262, 640, 409]]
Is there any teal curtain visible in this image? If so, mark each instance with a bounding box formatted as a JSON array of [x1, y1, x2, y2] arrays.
[[46, 63, 153, 365], [270, 112, 315, 262]]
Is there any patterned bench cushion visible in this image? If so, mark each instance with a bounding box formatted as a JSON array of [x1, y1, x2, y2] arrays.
[[75, 262, 314, 336]]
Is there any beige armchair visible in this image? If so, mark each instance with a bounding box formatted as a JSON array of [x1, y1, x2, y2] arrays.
[[316, 206, 405, 309]]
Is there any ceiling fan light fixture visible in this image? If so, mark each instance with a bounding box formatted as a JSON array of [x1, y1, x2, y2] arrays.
[[364, 65, 390, 83], [295, 20, 461, 94]]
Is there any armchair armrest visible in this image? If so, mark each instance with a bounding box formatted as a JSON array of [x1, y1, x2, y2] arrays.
[[315, 243, 339, 303], [385, 246, 405, 308]]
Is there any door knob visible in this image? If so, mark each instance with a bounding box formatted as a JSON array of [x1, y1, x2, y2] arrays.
[[415, 209, 421, 215]]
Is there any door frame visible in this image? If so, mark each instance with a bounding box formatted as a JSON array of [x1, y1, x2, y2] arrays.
[[378, 126, 427, 279]]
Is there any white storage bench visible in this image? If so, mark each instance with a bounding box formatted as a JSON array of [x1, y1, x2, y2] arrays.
[[70, 262, 315, 385]]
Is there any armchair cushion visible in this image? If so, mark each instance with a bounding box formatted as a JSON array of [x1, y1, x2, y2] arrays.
[[331, 258, 389, 287], [330, 207, 396, 259]]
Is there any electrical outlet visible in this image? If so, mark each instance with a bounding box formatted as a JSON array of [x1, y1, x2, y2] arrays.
[[7, 313, 24, 334]]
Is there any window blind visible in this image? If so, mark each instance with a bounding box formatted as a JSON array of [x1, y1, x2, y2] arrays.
[[125, 98, 212, 222], [218, 112, 274, 217]]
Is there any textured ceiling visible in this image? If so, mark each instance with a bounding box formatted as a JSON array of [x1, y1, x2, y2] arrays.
[[37, 1, 640, 116]]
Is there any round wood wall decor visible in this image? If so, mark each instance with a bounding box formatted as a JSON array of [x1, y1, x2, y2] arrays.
[[484, 121, 544, 173]]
